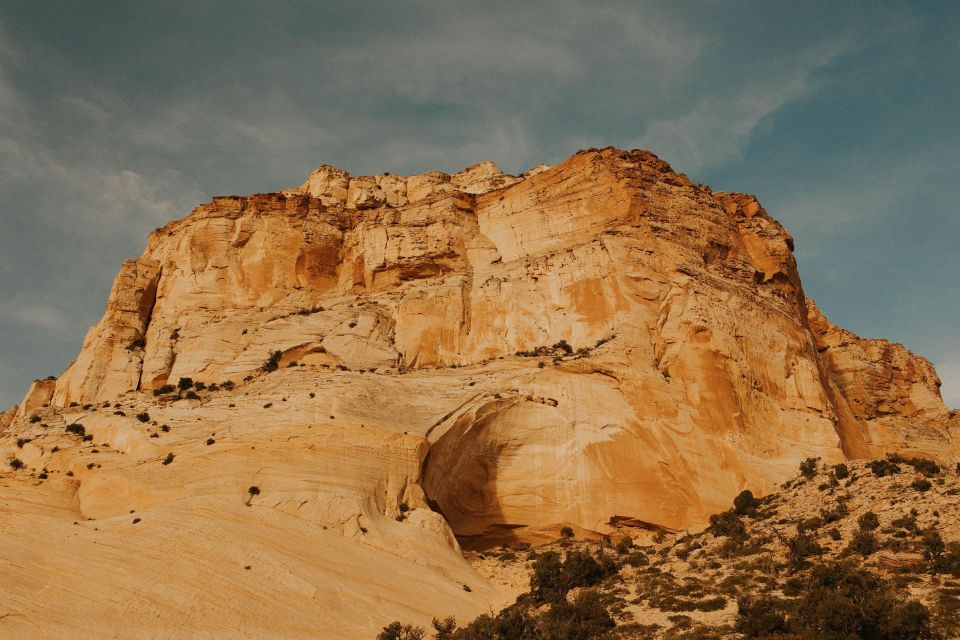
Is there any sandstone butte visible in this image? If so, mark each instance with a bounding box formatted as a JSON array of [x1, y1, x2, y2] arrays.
[[0, 147, 957, 639]]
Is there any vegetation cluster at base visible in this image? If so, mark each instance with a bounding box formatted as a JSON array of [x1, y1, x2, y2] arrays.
[[377, 455, 960, 639]]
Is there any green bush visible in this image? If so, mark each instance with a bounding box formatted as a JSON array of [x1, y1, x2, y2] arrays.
[[832, 462, 850, 479], [177, 377, 194, 391]]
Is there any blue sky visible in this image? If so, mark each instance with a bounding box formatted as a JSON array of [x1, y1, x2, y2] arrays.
[[0, 1, 957, 408]]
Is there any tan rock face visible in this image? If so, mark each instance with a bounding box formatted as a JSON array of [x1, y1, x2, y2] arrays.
[[1, 147, 955, 637], [14, 379, 55, 421]]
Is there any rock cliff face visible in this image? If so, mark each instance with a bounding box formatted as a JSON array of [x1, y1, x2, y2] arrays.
[[1, 147, 956, 638]]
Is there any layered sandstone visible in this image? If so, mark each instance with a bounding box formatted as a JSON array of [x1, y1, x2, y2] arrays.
[[1, 147, 956, 638]]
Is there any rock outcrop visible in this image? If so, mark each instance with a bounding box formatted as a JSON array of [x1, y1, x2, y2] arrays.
[[1, 147, 955, 638]]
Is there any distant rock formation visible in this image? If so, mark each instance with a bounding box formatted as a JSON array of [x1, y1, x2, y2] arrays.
[[1, 147, 955, 638]]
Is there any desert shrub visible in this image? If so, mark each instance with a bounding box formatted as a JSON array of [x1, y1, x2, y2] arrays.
[[377, 622, 425, 640], [708, 509, 747, 539], [933, 542, 960, 577], [65, 423, 86, 437], [791, 562, 934, 640], [543, 590, 614, 639], [454, 604, 540, 640], [858, 511, 880, 531], [734, 489, 760, 516], [530, 549, 615, 603], [552, 340, 574, 355], [206, 438, 215, 445], [16, 438, 30, 448], [847, 530, 878, 556], [869, 459, 900, 477], [912, 477, 932, 492], [736, 596, 789, 638], [9, 458, 24, 470], [160, 425, 170, 432], [248, 485, 261, 496], [28, 415, 41, 423], [892, 511, 919, 534], [889, 454, 941, 477], [798, 516, 824, 532], [177, 377, 194, 391], [264, 351, 282, 372], [162, 453, 174, 465], [560, 526, 575, 540], [821, 503, 848, 523], [136, 412, 150, 423], [696, 596, 728, 612], [185, 391, 200, 400], [799, 457, 819, 479], [829, 527, 842, 541], [623, 551, 649, 567], [922, 527, 946, 561], [615, 535, 633, 554], [153, 384, 176, 396], [788, 532, 822, 570], [432, 616, 457, 640], [832, 463, 850, 479], [563, 549, 615, 590]]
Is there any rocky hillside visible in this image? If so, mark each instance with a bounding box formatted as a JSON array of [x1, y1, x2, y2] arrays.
[[384, 456, 960, 639], [1, 147, 957, 638]]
